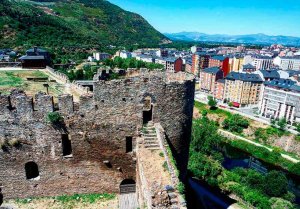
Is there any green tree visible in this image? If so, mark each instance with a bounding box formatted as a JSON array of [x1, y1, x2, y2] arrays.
[[75, 69, 84, 80], [264, 171, 288, 197], [207, 96, 217, 110], [191, 118, 222, 154], [290, 163, 300, 176], [277, 119, 287, 131]]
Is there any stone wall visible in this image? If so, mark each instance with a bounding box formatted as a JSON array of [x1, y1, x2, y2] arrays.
[[0, 91, 136, 199], [0, 70, 195, 201], [93, 71, 195, 178]]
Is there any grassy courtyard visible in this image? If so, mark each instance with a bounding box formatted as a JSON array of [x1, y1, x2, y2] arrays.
[[0, 70, 65, 96], [3, 193, 117, 209]]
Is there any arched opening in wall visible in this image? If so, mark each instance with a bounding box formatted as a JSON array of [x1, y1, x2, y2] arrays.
[[126, 136, 133, 153], [25, 161, 40, 180], [120, 179, 136, 194], [62, 134, 72, 157], [143, 96, 153, 124]]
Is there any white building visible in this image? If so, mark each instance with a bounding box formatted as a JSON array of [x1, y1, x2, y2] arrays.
[[92, 52, 111, 61], [136, 55, 153, 63], [273, 56, 300, 70], [120, 50, 132, 59], [252, 56, 273, 70], [259, 79, 300, 124], [191, 46, 202, 54]]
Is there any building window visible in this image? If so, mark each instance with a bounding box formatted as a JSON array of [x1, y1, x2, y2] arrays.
[[25, 162, 40, 180], [62, 134, 72, 157], [126, 137, 133, 153]]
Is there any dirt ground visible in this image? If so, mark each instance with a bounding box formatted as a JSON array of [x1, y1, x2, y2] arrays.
[[2, 196, 118, 209], [138, 146, 172, 189]]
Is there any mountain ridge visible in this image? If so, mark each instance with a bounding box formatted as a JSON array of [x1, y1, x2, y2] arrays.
[[164, 32, 300, 46], [0, 0, 168, 62]]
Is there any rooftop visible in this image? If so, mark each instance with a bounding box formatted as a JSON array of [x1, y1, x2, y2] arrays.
[[243, 64, 256, 69], [211, 55, 227, 61], [226, 72, 263, 82], [203, 67, 221, 74], [259, 70, 280, 79], [19, 55, 46, 60], [264, 79, 300, 92], [26, 48, 47, 53]]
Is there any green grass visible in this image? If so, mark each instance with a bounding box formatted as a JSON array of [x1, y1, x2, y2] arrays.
[[15, 193, 116, 205], [0, 72, 23, 87], [194, 101, 232, 118]]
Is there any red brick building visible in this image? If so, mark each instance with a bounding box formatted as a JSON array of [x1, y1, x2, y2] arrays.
[[209, 56, 230, 77], [165, 57, 183, 73]]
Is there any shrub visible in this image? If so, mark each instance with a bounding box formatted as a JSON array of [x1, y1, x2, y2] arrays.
[[264, 171, 288, 197], [8, 138, 21, 147], [177, 182, 185, 195], [289, 163, 300, 176], [47, 112, 62, 124], [222, 114, 249, 133], [162, 161, 169, 172]]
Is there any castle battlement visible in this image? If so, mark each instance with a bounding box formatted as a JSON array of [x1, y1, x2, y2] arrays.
[[94, 68, 195, 84], [0, 90, 95, 119]]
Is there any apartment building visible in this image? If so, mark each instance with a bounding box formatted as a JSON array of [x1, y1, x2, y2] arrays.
[[231, 55, 244, 72], [273, 56, 300, 70], [191, 52, 210, 76], [224, 72, 263, 106], [209, 56, 230, 77], [165, 57, 183, 73], [199, 67, 223, 94], [259, 79, 300, 124], [252, 56, 273, 70], [214, 79, 225, 101]]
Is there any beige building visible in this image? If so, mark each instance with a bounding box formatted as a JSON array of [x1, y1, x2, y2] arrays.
[[224, 72, 263, 106]]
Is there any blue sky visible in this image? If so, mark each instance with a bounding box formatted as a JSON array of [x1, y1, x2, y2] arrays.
[[109, 0, 300, 37]]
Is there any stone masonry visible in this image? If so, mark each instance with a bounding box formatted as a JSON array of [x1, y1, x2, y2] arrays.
[[0, 69, 195, 201]]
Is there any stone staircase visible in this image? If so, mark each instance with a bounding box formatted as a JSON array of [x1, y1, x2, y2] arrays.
[[142, 122, 160, 150]]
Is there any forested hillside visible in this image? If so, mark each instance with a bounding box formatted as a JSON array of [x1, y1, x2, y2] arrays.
[[0, 0, 168, 63]]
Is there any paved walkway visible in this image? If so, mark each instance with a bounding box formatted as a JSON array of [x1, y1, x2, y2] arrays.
[[119, 193, 138, 209], [219, 129, 300, 163]]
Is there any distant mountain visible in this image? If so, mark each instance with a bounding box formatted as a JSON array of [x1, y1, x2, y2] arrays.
[[0, 0, 168, 62], [164, 32, 300, 46]]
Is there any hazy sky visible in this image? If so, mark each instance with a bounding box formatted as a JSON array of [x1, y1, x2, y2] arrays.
[[109, 0, 300, 37]]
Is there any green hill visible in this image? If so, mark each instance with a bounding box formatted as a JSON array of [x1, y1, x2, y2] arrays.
[[0, 0, 168, 63]]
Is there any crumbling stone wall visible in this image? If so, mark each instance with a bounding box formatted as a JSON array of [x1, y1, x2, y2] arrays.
[[0, 70, 195, 201], [0, 91, 136, 199]]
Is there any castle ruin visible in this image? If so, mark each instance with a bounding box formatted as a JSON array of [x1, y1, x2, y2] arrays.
[[0, 69, 195, 207]]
